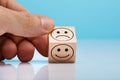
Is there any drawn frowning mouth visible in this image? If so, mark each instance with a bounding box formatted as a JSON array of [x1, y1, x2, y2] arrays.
[[56, 35, 70, 38], [55, 54, 69, 58]]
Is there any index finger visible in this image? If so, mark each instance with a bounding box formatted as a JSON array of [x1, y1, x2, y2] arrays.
[[28, 35, 49, 57]]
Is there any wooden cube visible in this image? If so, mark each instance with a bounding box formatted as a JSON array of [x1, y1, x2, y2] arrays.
[[48, 26, 77, 63]]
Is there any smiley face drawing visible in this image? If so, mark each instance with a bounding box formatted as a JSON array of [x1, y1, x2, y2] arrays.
[[51, 44, 74, 61], [51, 28, 74, 41]]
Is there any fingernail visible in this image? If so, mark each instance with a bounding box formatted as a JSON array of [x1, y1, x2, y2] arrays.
[[41, 16, 54, 31]]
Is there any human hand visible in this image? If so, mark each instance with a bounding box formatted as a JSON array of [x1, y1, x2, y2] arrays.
[[0, 0, 54, 62]]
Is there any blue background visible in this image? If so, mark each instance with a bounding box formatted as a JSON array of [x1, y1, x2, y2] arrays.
[[16, 0, 120, 39]]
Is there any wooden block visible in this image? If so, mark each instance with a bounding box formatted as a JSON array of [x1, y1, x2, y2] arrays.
[[48, 26, 77, 63]]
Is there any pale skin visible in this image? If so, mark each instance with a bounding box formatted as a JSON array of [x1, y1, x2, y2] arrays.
[[0, 0, 54, 62]]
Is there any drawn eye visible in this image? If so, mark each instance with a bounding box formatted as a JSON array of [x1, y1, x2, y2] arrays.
[[57, 31, 60, 34], [65, 48, 68, 52], [57, 48, 61, 52], [64, 31, 68, 34]]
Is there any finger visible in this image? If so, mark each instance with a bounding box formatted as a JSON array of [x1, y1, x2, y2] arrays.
[[0, 52, 4, 61], [0, 0, 28, 12], [0, 36, 6, 61], [1, 38, 17, 60], [28, 35, 48, 57], [17, 40, 35, 62], [7, 14, 54, 37], [0, 6, 54, 37]]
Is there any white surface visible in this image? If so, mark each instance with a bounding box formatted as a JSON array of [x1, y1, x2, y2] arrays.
[[0, 62, 76, 80]]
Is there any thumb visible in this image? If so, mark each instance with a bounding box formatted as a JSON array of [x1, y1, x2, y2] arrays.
[[0, 6, 54, 37]]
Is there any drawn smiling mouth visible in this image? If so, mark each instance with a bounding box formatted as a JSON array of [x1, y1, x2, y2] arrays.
[[55, 54, 69, 58], [56, 35, 70, 38]]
